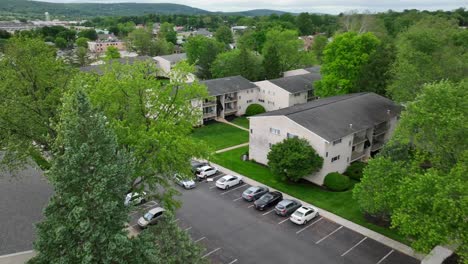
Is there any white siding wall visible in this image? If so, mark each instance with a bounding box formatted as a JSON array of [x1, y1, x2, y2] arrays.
[[254, 81, 291, 111], [154, 57, 171, 77], [288, 91, 309, 106], [237, 88, 260, 116]]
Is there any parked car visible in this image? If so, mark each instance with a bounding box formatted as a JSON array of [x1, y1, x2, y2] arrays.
[[124, 191, 147, 206], [290, 206, 320, 225], [196, 165, 218, 180], [216, 175, 243, 190], [174, 174, 196, 189], [275, 199, 302, 216], [254, 191, 283, 210], [242, 186, 269, 201], [137, 207, 165, 228], [191, 160, 209, 173]]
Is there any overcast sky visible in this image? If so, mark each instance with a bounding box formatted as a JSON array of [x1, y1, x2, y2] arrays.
[[34, 0, 466, 14]]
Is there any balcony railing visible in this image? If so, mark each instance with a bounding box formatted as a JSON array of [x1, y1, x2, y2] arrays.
[[203, 100, 216, 107], [371, 141, 385, 151], [351, 150, 366, 162], [224, 97, 237, 103], [352, 135, 367, 146], [203, 111, 216, 118], [373, 124, 389, 136], [224, 107, 237, 114]]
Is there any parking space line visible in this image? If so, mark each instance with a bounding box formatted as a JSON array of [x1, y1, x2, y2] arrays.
[[194, 236, 206, 243], [341, 237, 367, 256], [209, 186, 217, 189], [296, 217, 323, 234], [262, 209, 275, 216], [227, 259, 238, 264], [278, 218, 289, 225], [212, 174, 225, 180], [220, 184, 247, 195], [233, 197, 243, 201], [184, 226, 192, 231], [376, 249, 394, 264], [173, 218, 180, 223], [247, 204, 254, 208], [202, 247, 221, 258], [316, 225, 343, 244], [129, 210, 141, 216]]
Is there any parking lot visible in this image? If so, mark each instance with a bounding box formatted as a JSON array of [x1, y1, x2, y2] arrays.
[[130, 171, 419, 264]]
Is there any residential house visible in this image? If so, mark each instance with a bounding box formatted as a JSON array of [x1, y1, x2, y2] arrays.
[[153, 53, 188, 77], [248, 92, 401, 185], [283, 66, 321, 77]]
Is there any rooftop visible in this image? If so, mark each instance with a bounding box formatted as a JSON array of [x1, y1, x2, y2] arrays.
[[269, 73, 321, 94], [254, 93, 401, 141], [155, 53, 187, 63], [199, 76, 258, 96]]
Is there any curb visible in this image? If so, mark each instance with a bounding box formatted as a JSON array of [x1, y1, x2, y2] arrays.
[[211, 161, 425, 261]]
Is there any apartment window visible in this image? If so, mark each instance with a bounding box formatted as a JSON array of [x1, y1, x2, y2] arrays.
[[331, 155, 340, 162], [294, 92, 301, 97], [250, 129, 253, 134], [258, 99, 265, 103], [287, 133, 298, 139], [326, 152, 328, 157], [332, 138, 342, 145], [247, 99, 253, 103], [238, 96, 241, 99], [270, 128, 280, 135]]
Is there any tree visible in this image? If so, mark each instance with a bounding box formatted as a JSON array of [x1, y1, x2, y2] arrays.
[[0, 37, 73, 171], [296, 13, 313, 35], [315, 32, 380, 97], [105, 46, 121, 59], [126, 28, 153, 55], [215, 25, 233, 45], [267, 137, 323, 182], [159, 22, 177, 44], [77, 29, 98, 41], [262, 29, 305, 74], [29, 90, 137, 263], [185, 35, 224, 79], [54, 37, 67, 49], [75, 46, 89, 66], [387, 17, 468, 102], [211, 48, 264, 81], [75, 37, 89, 49], [262, 43, 282, 79], [311, 35, 327, 63], [149, 38, 174, 56]]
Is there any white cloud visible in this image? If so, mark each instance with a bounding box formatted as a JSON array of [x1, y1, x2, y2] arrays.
[[34, 0, 467, 14]]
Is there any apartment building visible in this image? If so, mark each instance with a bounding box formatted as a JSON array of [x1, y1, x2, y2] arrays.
[[248, 93, 401, 185], [153, 53, 188, 77], [283, 66, 321, 77]]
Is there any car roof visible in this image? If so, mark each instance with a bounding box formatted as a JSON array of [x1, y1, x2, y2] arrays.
[[199, 165, 212, 170], [270, 191, 281, 195], [148, 207, 165, 214], [222, 174, 235, 179], [279, 199, 292, 205], [297, 206, 315, 213]]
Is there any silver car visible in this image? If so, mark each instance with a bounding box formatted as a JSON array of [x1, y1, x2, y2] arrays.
[[138, 207, 166, 228], [242, 186, 269, 202], [275, 199, 302, 216], [174, 174, 196, 189]]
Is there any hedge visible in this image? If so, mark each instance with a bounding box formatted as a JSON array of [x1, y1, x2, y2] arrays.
[[324, 172, 351, 191], [245, 103, 266, 116], [344, 161, 367, 181]]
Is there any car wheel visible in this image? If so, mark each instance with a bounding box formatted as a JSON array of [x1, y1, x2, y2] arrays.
[[239, 180, 243, 184], [303, 219, 308, 225], [225, 185, 230, 190]]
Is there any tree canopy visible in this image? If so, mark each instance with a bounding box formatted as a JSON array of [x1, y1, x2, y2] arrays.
[[211, 48, 264, 81], [185, 35, 224, 79], [215, 25, 234, 45], [105, 46, 121, 59]]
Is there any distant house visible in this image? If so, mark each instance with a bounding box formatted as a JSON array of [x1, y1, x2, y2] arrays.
[[283, 66, 321, 77], [299, 35, 314, 51], [192, 28, 213, 38], [249, 93, 401, 185], [153, 53, 188, 77]]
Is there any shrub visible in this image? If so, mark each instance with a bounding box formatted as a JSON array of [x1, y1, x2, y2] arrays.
[[245, 104, 266, 116], [324, 172, 351, 191], [344, 161, 367, 181]]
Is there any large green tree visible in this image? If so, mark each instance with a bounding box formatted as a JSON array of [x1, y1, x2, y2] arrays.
[[159, 22, 177, 45], [267, 137, 323, 182], [315, 32, 380, 97], [185, 35, 224, 79], [105, 46, 121, 59], [262, 42, 282, 79], [0, 37, 73, 170], [127, 28, 173, 56], [311, 35, 327, 63], [211, 48, 264, 81], [77, 29, 98, 41], [29, 90, 138, 264], [215, 25, 234, 45], [387, 17, 468, 102]]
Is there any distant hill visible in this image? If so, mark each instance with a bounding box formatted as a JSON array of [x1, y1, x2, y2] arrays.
[[0, 0, 293, 18]]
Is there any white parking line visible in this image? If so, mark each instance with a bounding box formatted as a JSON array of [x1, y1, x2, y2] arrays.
[[247, 204, 254, 208], [376, 249, 394, 264], [173, 218, 180, 223], [233, 197, 243, 201], [278, 218, 289, 225], [296, 217, 323, 234], [316, 225, 343, 244], [227, 259, 238, 264], [341, 237, 367, 256], [194, 236, 206, 243], [209, 186, 217, 189], [262, 209, 275, 216], [220, 184, 247, 195], [202, 247, 221, 258], [184, 226, 192, 231]]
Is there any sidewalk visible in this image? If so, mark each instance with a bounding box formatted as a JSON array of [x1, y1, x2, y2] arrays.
[[214, 118, 249, 132], [210, 161, 425, 261], [0, 250, 35, 264], [215, 143, 249, 153]]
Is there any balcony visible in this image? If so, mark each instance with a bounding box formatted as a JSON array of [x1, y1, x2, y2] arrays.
[[203, 100, 216, 107], [352, 135, 367, 146], [203, 111, 216, 118], [371, 141, 385, 151], [373, 124, 389, 136], [351, 150, 366, 162], [224, 107, 237, 114], [224, 96, 237, 103]]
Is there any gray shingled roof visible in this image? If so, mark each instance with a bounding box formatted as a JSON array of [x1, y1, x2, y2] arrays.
[[157, 53, 187, 63], [269, 73, 321, 94], [254, 93, 401, 142], [200, 76, 258, 96], [80, 56, 155, 74], [305, 66, 321, 73]]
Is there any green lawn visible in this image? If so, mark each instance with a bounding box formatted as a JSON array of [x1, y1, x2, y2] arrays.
[[212, 146, 408, 245], [230, 117, 249, 129], [191, 122, 249, 151]]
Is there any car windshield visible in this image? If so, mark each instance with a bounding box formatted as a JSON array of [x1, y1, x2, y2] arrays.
[[276, 204, 285, 209], [261, 194, 272, 201], [219, 178, 227, 183], [245, 189, 253, 194], [293, 211, 304, 217], [143, 212, 153, 221]]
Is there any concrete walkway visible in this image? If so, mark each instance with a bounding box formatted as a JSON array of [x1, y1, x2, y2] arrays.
[[210, 161, 425, 261], [0, 250, 35, 264], [215, 143, 249, 153], [215, 118, 249, 132]]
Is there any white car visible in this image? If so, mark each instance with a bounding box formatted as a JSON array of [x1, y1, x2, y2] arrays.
[[174, 174, 196, 189], [138, 207, 166, 228], [124, 191, 147, 206], [216, 175, 243, 190], [290, 206, 320, 225], [196, 165, 218, 180]]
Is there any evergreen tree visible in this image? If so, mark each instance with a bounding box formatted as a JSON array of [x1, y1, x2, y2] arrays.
[[263, 43, 282, 79]]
